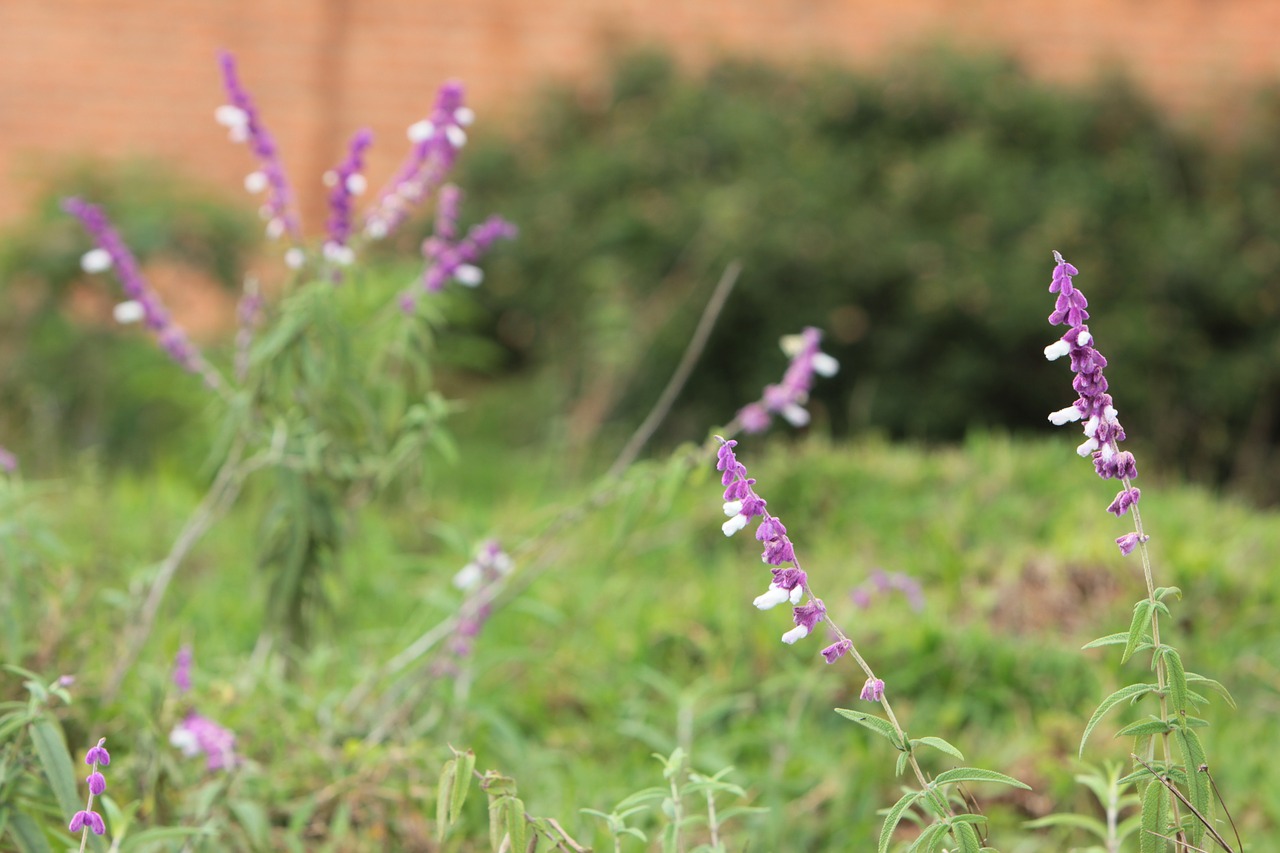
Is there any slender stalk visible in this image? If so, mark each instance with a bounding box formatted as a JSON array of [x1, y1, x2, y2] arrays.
[[606, 260, 741, 479]]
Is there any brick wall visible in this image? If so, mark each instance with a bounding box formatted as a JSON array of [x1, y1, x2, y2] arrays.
[[2, 0, 1278, 229]]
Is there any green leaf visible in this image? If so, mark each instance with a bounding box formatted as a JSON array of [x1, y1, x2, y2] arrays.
[[1159, 648, 1188, 715], [1124, 600, 1154, 665], [119, 826, 215, 850], [489, 795, 504, 852], [450, 750, 476, 824], [436, 759, 456, 841], [933, 767, 1031, 790], [29, 718, 78, 819], [1082, 632, 1130, 649], [1080, 683, 1159, 757], [4, 812, 52, 853], [1115, 718, 1173, 738], [878, 790, 921, 853], [895, 751, 909, 777], [1140, 778, 1170, 853], [1023, 813, 1107, 838], [834, 709, 904, 750], [1174, 727, 1210, 848], [951, 820, 982, 853], [907, 822, 949, 853], [912, 737, 964, 761], [228, 799, 269, 848], [1186, 673, 1237, 709], [505, 797, 526, 853]]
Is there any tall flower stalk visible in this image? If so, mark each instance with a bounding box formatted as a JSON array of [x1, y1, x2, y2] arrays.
[[68, 738, 109, 848], [1045, 251, 1234, 851], [715, 436, 1027, 850]]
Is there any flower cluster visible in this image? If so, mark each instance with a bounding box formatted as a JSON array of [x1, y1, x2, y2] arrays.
[[69, 738, 110, 838], [63, 198, 219, 387], [167, 647, 240, 771], [736, 327, 839, 434], [323, 128, 374, 267], [365, 80, 474, 241], [1043, 252, 1146, 553], [716, 438, 849, 656], [443, 540, 514, 666], [398, 185, 518, 313], [216, 50, 301, 249]]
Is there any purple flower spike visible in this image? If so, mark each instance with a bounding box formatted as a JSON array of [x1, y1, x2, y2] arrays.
[[1044, 252, 1143, 517], [822, 639, 852, 664], [71, 737, 110, 840], [323, 128, 374, 269], [366, 80, 475, 241], [216, 51, 301, 242], [735, 327, 839, 434], [64, 198, 220, 388], [860, 677, 885, 702]]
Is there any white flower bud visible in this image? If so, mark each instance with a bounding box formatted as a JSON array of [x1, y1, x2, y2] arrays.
[[445, 125, 467, 148], [812, 353, 839, 377], [453, 264, 483, 286], [453, 562, 481, 590], [1047, 406, 1081, 426], [80, 248, 113, 273], [721, 514, 749, 537], [345, 174, 367, 195], [1077, 437, 1099, 457], [214, 105, 247, 128], [789, 585, 805, 604], [780, 404, 810, 427], [322, 170, 339, 188], [244, 171, 268, 193], [365, 220, 389, 240], [722, 500, 744, 517], [284, 248, 306, 269], [113, 300, 144, 324], [1076, 330, 1092, 347], [407, 120, 434, 143], [454, 106, 475, 126], [265, 218, 285, 240]]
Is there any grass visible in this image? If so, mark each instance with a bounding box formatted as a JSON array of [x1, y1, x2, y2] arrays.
[[6, 391, 1279, 850]]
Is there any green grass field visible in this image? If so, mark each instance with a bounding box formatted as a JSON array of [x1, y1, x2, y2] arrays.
[[5, 386, 1278, 850]]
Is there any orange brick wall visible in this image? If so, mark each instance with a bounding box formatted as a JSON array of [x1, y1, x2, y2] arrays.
[[2, 0, 1279, 230]]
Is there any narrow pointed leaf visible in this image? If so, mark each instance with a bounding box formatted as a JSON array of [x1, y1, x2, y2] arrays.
[[505, 797, 526, 853], [933, 767, 1030, 790], [907, 822, 949, 853], [1082, 632, 1129, 649], [878, 790, 921, 853], [1140, 779, 1170, 853], [1124, 600, 1154, 664], [1115, 718, 1173, 738], [952, 821, 982, 853], [436, 759, 456, 840], [1174, 727, 1210, 848], [29, 719, 79, 819], [5, 812, 52, 853], [835, 709, 904, 750], [913, 737, 964, 760], [1160, 648, 1188, 716], [1080, 683, 1158, 757], [1186, 673, 1236, 709], [450, 750, 476, 823]]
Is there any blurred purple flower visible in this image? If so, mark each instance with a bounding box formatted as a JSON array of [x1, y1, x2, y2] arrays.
[[0, 446, 15, 473], [398, 187, 517, 313], [170, 711, 239, 771], [173, 645, 193, 695], [216, 51, 301, 244], [63, 198, 221, 388], [323, 128, 373, 269], [69, 738, 110, 838], [735, 327, 839, 434], [851, 568, 925, 613], [365, 81, 474, 241]]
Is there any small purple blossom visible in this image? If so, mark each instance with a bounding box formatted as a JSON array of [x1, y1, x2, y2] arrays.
[[1044, 252, 1140, 514], [234, 277, 263, 382], [323, 128, 373, 268], [860, 677, 885, 702], [1115, 531, 1149, 556], [216, 51, 301, 242], [70, 738, 109, 839], [439, 540, 514, 669], [170, 711, 239, 771], [851, 568, 925, 613], [365, 81, 474, 241], [782, 599, 827, 644], [821, 638, 852, 664], [0, 446, 15, 473], [735, 327, 839, 434], [63, 198, 220, 388]]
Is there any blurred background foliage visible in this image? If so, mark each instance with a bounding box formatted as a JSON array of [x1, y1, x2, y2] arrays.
[[5, 48, 1280, 502]]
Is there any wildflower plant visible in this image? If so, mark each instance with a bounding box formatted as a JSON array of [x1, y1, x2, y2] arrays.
[[64, 52, 515, 687], [1044, 252, 1237, 851]]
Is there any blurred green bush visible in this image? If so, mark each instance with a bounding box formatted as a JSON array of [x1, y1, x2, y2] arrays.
[[458, 49, 1280, 500]]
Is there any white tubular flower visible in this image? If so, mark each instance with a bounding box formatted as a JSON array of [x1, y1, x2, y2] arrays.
[[780, 404, 810, 427], [454, 106, 475, 126], [722, 514, 749, 537], [244, 171, 268, 193], [445, 125, 467, 148], [453, 561, 481, 590], [1076, 330, 1092, 347], [407, 120, 434, 143], [1077, 437, 1099, 457], [753, 584, 791, 610], [1048, 406, 1082, 426], [284, 248, 306, 269], [1043, 340, 1071, 361], [453, 264, 483, 286], [345, 174, 367, 195], [781, 625, 810, 645]]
